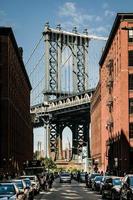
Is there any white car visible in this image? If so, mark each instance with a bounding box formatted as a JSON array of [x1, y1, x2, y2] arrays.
[[0, 182, 24, 200], [20, 175, 40, 194], [60, 173, 71, 183], [11, 179, 28, 200]]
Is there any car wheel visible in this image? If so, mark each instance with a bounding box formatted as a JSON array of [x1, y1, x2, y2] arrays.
[[111, 192, 115, 200], [120, 196, 123, 200], [127, 193, 132, 200], [102, 190, 105, 199]]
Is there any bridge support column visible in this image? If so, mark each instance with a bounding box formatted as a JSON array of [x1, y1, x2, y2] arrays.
[[49, 123, 57, 160], [56, 124, 63, 160], [72, 124, 79, 160], [71, 121, 90, 161], [83, 122, 90, 158]]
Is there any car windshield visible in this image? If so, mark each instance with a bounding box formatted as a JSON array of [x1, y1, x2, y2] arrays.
[[90, 173, 100, 179], [95, 176, 103, 181], [80, 173, 85, 176], [24, 179, 31, 187], [0, 184, 16, 195], [130, 177, 133, 186], [61, 173, 70, 177], [13, 181, 23, 189], [112, 178, 121, 186], [28, 177, 35, 181]]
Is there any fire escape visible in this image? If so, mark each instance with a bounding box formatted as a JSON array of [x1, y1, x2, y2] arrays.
[[105, 59, 114, 158]]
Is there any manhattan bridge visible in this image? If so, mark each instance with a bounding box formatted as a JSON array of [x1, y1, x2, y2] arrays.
[[27, 23, 107, 161]]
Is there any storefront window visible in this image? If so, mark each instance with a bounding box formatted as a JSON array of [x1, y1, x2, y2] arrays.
[[129, 123, 133, 138], [129, 30, 133, 43]]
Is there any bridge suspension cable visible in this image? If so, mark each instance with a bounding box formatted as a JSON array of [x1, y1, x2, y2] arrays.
[[29, 53, 45, 77], [25, 35, 44, 66], [61, 53, 72, 69]]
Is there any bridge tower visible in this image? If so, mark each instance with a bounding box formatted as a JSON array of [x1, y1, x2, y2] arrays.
[[42, 23, 91, 161], [32, 23, 107, 161], [43, 23, 89, 101]]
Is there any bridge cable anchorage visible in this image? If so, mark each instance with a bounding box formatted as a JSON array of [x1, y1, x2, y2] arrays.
[[25, 35, 44, 66], [29, 53, 45, 77]]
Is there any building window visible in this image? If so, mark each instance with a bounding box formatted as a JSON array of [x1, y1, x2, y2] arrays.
[[129, 74, 133, 90], [129, 123, 133, 138], [129, 51, 133, 66], [129, 30, 133, 43], [129, 98, 133, 114]]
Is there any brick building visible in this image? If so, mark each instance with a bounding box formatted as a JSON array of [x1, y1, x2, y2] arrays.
[[91, 13, 133, 175], [0, 27, 33, 173]]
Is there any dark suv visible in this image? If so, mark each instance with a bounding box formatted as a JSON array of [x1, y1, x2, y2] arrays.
[[102, 176, 122, 199], [88, 173, 100, 188], [120, 174, 133, 200]]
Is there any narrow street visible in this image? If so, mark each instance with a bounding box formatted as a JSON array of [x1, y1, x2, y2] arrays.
[[34, 178, 102, 200]]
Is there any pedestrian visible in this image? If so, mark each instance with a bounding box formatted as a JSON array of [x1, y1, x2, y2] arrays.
[[45, 174, 49, 190], [85, 172, 88, 187], [77, 171, 80, 183], [48, 173, 54, 189], [40, 176, 44, 191]]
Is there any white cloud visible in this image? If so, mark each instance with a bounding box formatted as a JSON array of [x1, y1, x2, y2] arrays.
[[58, 2, 111, 37], [104, 10, 115, 17], [59, 2, 76, 17], [58, 2, 94, 30]]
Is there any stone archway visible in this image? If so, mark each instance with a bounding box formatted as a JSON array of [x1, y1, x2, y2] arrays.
[[62, 127, 72, 161]]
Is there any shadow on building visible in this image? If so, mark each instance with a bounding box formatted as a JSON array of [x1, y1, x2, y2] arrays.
[[107, 129, 131, 176]]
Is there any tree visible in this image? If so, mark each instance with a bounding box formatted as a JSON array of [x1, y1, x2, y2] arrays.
[[40, 157, 57, 171]]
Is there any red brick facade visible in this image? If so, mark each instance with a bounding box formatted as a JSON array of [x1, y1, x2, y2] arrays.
[[0, 27, 33, 172], [91, 13, 133, 175]]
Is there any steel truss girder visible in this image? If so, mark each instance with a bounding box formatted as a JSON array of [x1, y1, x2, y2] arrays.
[[49, 123, 57, 152], [77, 124, 84, 153], [48, 120, 90, 160], [49, 41, 57, 92], [77, 46, 85, 92]]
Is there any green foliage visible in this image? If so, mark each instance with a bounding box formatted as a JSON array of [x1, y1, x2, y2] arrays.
[[40, 157, 57, 170], [33, 151, 39, 160]]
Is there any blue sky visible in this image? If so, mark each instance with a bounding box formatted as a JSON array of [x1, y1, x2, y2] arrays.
[[1, 0, 133, 152], [1, 0, 133, 63]]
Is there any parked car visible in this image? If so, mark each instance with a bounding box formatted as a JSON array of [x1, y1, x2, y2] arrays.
[[0, 182, 24, 200], [88, 173, 101, 188], [102, 176, 122, 199], [99, 176, 109, 194], [59, 172, 71, 183], [120, 174, 133, 200], [22, 178, 34, 200], [79, 173, 86, 183], [20, 175, 40, 194], [92, 175, 103, 191], [11, 179, 28, 200]]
